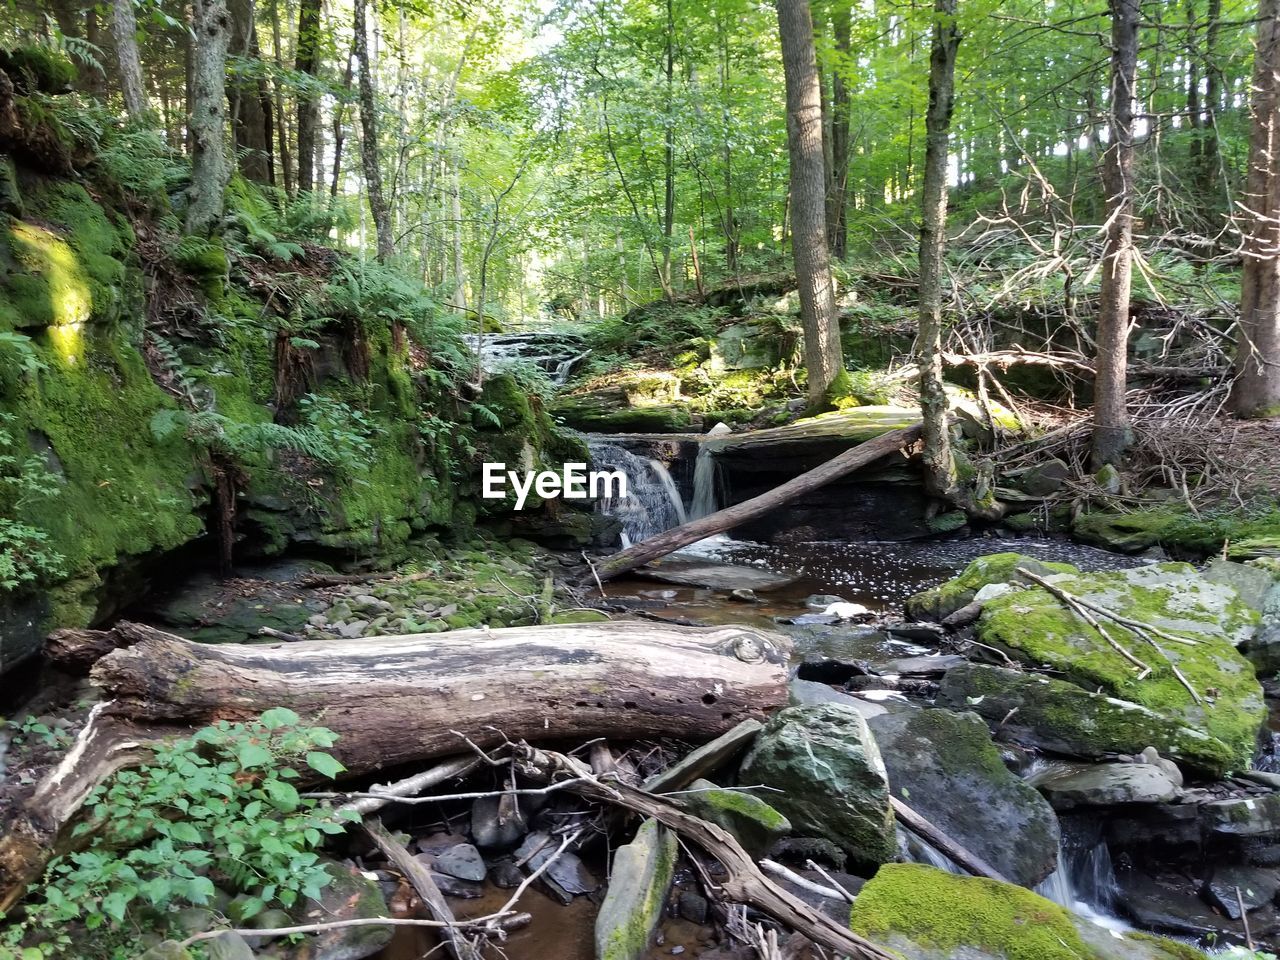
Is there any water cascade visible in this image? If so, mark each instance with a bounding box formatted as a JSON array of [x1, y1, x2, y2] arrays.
[[588, 440, 687, 547], [690, 444, 720, 519], [463, 332, 587, 385], [1036, 838, 1125, 931]]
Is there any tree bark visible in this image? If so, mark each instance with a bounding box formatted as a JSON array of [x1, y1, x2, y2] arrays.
[[77, 621, 791, 775], [1231, 0, 1280, 417], [294, 0, 321, 193], [827, 0, 852, 261], [777, 0, 846, 408], [111, 0, 147, 119], [353, 0, 393, 261], [586, 423, 921, 583], [1091, 0, 1138, 467], [228, 0, 274, 185], [185, 0, 233, 235], [917, 0, 960, 498], [661, 0, 676, 297]]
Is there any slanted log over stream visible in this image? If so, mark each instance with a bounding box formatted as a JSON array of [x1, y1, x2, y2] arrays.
[[78, 621, 792, 775]]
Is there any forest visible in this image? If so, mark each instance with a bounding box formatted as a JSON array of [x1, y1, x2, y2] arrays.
[[3, 0, 1280, 958]]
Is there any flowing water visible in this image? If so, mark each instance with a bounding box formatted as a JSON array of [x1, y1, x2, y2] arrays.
[[588, 440, 688, 547], [463, 331, 587, 384]]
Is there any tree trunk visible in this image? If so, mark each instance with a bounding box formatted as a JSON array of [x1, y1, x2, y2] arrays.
[[776, 0, 846, 408], [586, 423, 922, 583], [185, 0, 233, 235], [1091, 0, 1138, 467], [828, 0, 852, 261], [268, 0, 294, 196], [450, 150, 468, 314], [918, 0, 960, 498], [353, 0, 393, 261], [661, 0, 676, 297], [228, 0, 274, 185], [294, 0, 321, 194], [1231, 0, 1280, 416], [111, 0, 148, 118], [76, 621, 791, 774]]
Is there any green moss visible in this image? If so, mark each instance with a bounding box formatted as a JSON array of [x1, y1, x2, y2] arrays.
[[598, 819, 676, 960], [0, 44, 77, 92], [1073, 505, 1280, 557], [550, 610, 610, 624], [904, 553, 1078, 621]]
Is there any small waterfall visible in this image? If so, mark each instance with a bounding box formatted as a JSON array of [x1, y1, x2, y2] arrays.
[[1036, 837, 1126, 932], [897, 827, 965, 876], [463, 332, 586, 385], [589, 440, 687, 546], [690, 445, 720, 519]]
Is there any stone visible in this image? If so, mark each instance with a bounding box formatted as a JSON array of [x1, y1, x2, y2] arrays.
[[544, 850, 598, 895], [203, 933, 255, 960], [1203, 558, 1275, 612], [337, 619, 369, 639], [138, 945, 195, 960], [1137, 746, 1184, 787], [875, 654, 967, 677], [594, 818, 677, 960], [677, 778, 791, 859], [677, 890, 709, 923], [849, 863, 1208, 960], [867, 708, 1059, 887], [489, 858, 524, 888], [431, 842, 486, 882], [903, 553, 1076, 622], [1031, 762, 1179, 810], [636, 560, 798, 592], [1243, 619, 1280, 675], [1200, 793, 1280, 838], [1019, 458, 1071, 496], [739, 704, 895, 868], [1095, 463, 1122, 494], [789, 678, 888, 719], [730, 588, 757, 603], [1202, 864, 1280, 919], [805, 594, 848, 609], [937, 663, 1240, 778], [471, 794, 527, 850], [294, 861, 393, 960], [974, 561, 1265, 770]]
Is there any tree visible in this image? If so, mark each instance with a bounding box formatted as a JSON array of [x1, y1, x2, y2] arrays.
[[776, 0, 845, 408], [228, 0, 274, 185], [1091, 0, 1139, 468], [294, 0, 322, 195], [186, 0, 233, 235], [110, 0, 147, 119], [917, 0, 960, 498], [1231, 0, 1280, 417], [827, 0, 852, 261], [354, 0, 393, 262]]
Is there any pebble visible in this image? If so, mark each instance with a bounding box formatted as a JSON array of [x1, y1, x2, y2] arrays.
[[432, 843, 487, 882]]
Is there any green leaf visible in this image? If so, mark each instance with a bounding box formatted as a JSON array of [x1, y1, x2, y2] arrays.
[[263, 779, 299, 811], [237, 743, 273, 769], [258, 707, 301, 730], [169, 821, 203, 844], [305, 752, 346, 779]]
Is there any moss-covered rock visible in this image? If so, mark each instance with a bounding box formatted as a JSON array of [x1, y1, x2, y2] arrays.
[[937, 663, 1240, 777], [287, 860, 392, 960], [866, 708, 1060, 887], [676, 778, 791, 858], [739, 703, 896, 869], [0, 45, 77, 93], [904, 553, 1077, 622], [594, 818, 676, 960], [849, 864, 1206, 960], [976, 563, 1264, 770]]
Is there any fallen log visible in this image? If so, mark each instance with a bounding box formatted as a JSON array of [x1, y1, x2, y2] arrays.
[[585, 423, 922, 583], [87, 620, 792, 776]]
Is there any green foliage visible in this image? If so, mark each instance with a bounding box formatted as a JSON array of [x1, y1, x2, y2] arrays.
[[0, 414, 65, 590], [588, 302, 726, 356], [1, 709, 356, 959]]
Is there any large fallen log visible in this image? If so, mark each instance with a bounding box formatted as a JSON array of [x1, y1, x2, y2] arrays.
[[85, 620, 791, 776], [585, 422, 922, 583]]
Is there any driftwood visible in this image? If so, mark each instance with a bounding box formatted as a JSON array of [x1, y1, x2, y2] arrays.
[[941, 348, 1226, 382], [81, 621, 791, 775], [586, 423, 923, 583], [513, 744, 898, 960]]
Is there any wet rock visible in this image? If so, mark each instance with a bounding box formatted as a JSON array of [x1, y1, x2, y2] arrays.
[[867, 708, 1060, 887], [544, 850, 598, 895], [739, 704, 895, 869], [489, 858, 524, 888], [874, 653, 967, 677], [789, 678, 888, 719], [938, 663, 1240, 778], [851, 863, 1208, 960], [431, 842, 486, 882], [637, 560, 798, 592], [595, 819, 677, 960], [804, 594, 848, 609], [1032, 762, 1179, 810], [1118, 870, 1232, 941], [471, 794, 528, 850], [1201, 792, 1280, 838], [1203, 864, 1280, 918], [729, 588, 757, 603], [292, 860, 393, 960], [768, 836, 846, 869], [677, 891, 709, 924], [676, 778, 791, 858]]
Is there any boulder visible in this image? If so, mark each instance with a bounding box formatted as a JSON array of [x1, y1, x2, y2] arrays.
[[430, 842, 486, 882], [594, 818, 677, 960], [1202, 864, 1280, 919], [676, 778, 791, 858], [904, 553, 1076, 622], [1200, 793, 1280, 838], [789, 678, 888, 719], [1031, 762, 1179, 810], [739, 704, 896, 868], [290, 861, 393, 960], [866, 708, 1060, 887], [1018, 458, 1071, 497], [1203, 558, 1275, 612], [849, 863, 1207, 960], [937, 663, 1239, 778]]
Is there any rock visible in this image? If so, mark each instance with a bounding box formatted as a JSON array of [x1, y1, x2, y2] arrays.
[[544, 850, 598, 895], [337, 619, 368, 639], [974, 561, 1265, 770], [1118, 870, 1233, 941], [1202, 864, 1280, 918], [293, 861, 393, 960], [138, 945, 195, 960], [707, 422, 733, 436], [1203, 558, 1275, 612], [937, 663, 1240, 778], [1200, 793, 1280, 838], [739, 704, 895, 868], [823, 601, 872, 620], [594, 819, 677, 960], [431, 843, 486, 882], [1137, 746, 1184, 787], [636, 559, 798, 592], [869, 709, 1060, 887], [203, 933, 255, 960], [789, 678, 888, 719], [1095, 463, 1122, 494], [1031, 762, 1179, 810], [677, 890, 709, 923], [904, 553, 1075, 622], [805, 594, 848, 609], [730, 588, 757, 603], [471, 794, 527, 850], [677, 778, 791, 858], [925, 509, 967, 534], [489, 858, 523, 888], [849, 863, 1208, 960], [1019, 458, 1071, 496], [875, 654, 967, 677], [1242, 620, 1280, 675]]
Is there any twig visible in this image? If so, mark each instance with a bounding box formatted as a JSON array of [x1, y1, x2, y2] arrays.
[[760, 860, 851, 903], [804, 860, 856, 904], [310, 778, 589, 805], [1237, 886, 1256, 950], [581, 551, 606, 597]]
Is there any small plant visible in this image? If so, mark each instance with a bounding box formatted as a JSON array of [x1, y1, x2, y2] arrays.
[[0, 415, 66, 591], [1, 708, 356, 959]]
